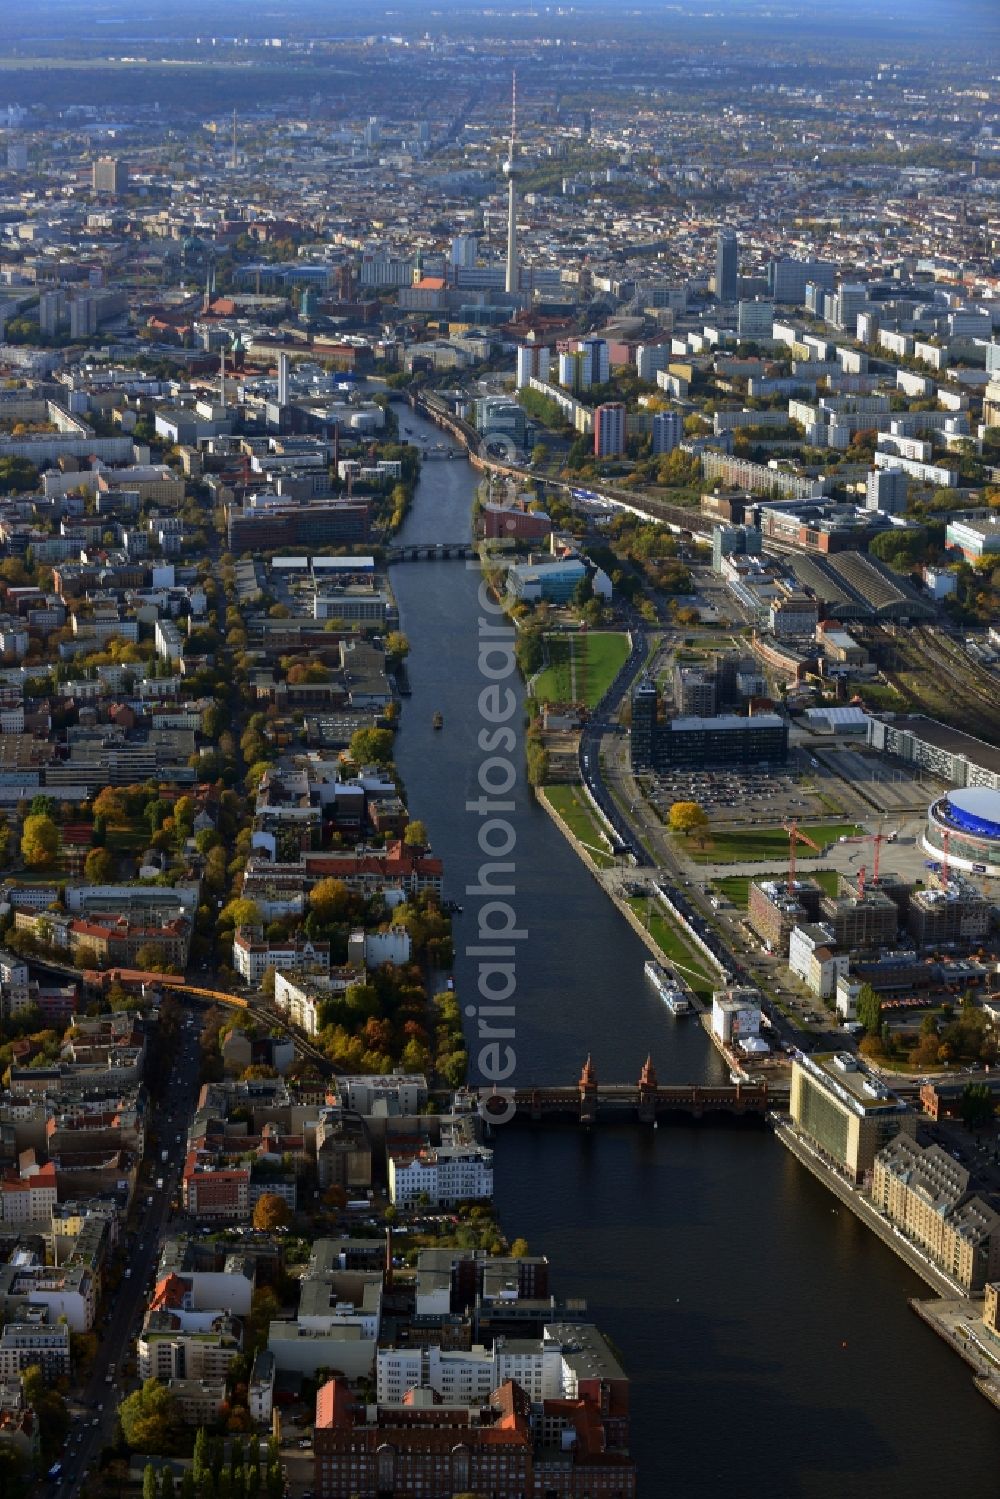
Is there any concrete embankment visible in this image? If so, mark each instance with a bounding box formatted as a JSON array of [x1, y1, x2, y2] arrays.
[[535, 788, 705, 1013], [909, 1299, 1000, 1411], [773, 1117, 963, 1299]]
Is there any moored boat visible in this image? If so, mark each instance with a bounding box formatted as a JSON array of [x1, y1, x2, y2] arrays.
[[643, 958, 692, 1015]]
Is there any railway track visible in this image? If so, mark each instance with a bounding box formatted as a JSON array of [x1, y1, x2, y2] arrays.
[[873, 624, 1000, 737]]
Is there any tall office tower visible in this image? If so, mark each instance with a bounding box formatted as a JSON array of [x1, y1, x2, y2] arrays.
[[364, 117, 381, 149], [715, 230, 738, 303], [652, 410, 683, 456], [594, 403, 626, 458], [768, 257, 836, 304], [831, 282, 869, 331], [450, 234, 478, 270], [737, 299, 774, 341], [91, 156, 128, 196], [515, 345, 550, 389], [277, 352, 290, 407], [503, 73, 522, 297], [6, 141, 27, 172], [630, 680, 659, 770]]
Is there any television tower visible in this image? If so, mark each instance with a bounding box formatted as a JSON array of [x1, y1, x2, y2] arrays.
[[231, 109, 238, 171], [503, 72, 522, 298]]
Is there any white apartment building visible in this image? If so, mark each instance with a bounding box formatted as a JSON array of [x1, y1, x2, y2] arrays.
[[788, 923, 850, 999], [377, 1336, 569, 1405], [336, 1074, 428, 1116], [232, 928, 331, 985], [388, 1144, 493, 1207]]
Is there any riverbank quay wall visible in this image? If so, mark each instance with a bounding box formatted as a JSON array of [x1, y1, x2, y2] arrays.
[[536, 788, 703, 1011], [652, 887, 730, 981], [773, 1116, 969, 1299], [411, 391, 713, 534], [909, 1299, 1000, 1412]]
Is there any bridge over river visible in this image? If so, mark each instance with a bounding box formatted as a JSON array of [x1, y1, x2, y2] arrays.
[[385, 540, 477, 562], [479, 1055, 790, 1126]]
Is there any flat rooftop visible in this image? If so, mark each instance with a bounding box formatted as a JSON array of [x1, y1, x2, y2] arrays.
[[876, 714, 1000, 778], [796, 1051, 910, 1114]]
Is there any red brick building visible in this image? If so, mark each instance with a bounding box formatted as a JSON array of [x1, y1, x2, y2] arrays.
[[481, 504, 553, 543], [314, 1376, 636, 1499], [181, 1153, 250, 1218]]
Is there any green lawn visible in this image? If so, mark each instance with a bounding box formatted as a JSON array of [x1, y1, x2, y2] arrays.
[[106, 821, 149, 853], [543, 785, 614, 868], [712, 869, 841, 909], [533, 632, 629, 708], [626, 897, 714, 999], [681, 821, 863, 864]]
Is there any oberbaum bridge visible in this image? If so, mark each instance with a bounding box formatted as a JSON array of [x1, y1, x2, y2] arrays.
[[477, 1056, 789, 1127]]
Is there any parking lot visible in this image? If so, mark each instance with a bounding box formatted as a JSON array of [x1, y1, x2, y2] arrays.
[[644, 766, 816, 821]]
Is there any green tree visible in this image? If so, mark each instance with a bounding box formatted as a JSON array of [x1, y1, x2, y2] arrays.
[[403, 820, 428, 849], [84, 846, 115, 883], [668, 801, 709, 842], [220, 897, 262, 930], [252, 1193, 291, 1232], [959, 1082, 995, 1132], [348, 727, 394, 765], [0, 1447, 29, 1499], [20, 812, 59, 869], [857, 983, 881, 1035], [118, 1378, 182, 1454], [144, 1465, 159, 1499], [308, 878, 349, 925]]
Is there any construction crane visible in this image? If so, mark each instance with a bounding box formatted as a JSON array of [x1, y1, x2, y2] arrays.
[[783, 819, 821, 889], [856, 827, 886, 898]]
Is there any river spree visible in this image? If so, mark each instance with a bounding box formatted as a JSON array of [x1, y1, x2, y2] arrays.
[[388, 406, 1000, 1497]]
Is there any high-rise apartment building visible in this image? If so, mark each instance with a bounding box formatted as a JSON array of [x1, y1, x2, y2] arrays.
[[651, 410, 683, 455], [715, 230, 739, 302], [865, 467, 908, 514], [515, 344, 551, 389], [636, 343, 670, 381], [91, 156, 128, 196], [38, 290, 65, 337], [594, 403, 626, 458], [578, 337, 610, 387]]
